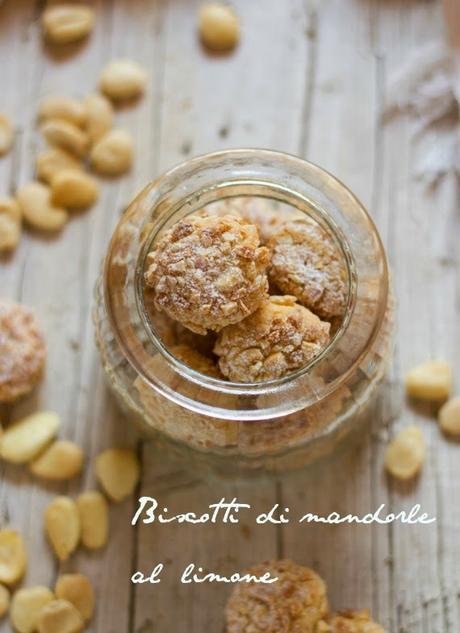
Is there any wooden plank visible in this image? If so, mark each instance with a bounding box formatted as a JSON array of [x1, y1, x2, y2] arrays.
[[134, 1, 313, 631]]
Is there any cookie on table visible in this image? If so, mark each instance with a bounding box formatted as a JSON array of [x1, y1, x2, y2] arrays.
[[0, 301, 46, 402], [226, 559, 329, 633]]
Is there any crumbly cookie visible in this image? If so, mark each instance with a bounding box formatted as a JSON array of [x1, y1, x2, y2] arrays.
[[225, 559, 329, 633], [268, 218, 348, 320], [171, 344, 221, 378], [324, 610, 387, 633], [207, 196, 301, 243], [0, 301, 46, 402], [144, 214, 270, 334], [214, 296, 330, 382]]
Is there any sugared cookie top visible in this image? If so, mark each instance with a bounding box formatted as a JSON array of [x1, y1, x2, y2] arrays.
[[144, 214, 270, 335], [268, 218, 348, 320], [325, 610, 388, 633], [214, 295, 330, 382], [0, 301, 46, 402], [226, 559, 329, 633]]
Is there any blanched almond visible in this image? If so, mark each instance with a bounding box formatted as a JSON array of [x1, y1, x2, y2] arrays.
[[16, 182, 68, 232], [76, 491, 109, 549], [0, 530, 27, 586], [41, 119, 89, 158], [38, 96, 87, 128], [0, 113, 13, 156], [44, 497, 80, 561], [405, 361, 452, 401], [51, 169, 99, 209], [385, 426, 425, 480], [199, 3, 240, 51], [438, 396, 460, 436], [84, 93, 113, 142], [0, 584, 10, 619], [30, 440, 84, 481], [0, 411, 60, 464], [99, 60, 147, 101], [37, 599, 84, 633], [11, 586, 54, 633], [36, 148, 83, 185], [41, 5, 95, 45], [90, 129, 133, 176], [95, 448, 140, 502], [0, 196, 21, 252], [55, 574, 94, 622]]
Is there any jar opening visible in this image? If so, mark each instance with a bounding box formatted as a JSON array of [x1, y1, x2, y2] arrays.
[[135, 184, 357, 392]]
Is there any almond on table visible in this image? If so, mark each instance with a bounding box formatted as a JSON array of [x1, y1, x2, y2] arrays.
[[37, 599, 84, 633], [10, 587, 54, 633], [0, 113, 13, 156], [99, 60, 147, 101], [405, 361, 452, 401], [0, 411, 59, 464], [38, 96, 87, 128], [0, 584, 10, 619], [55, 574, 95, 623], [44, 497, 80, 562], [438, 396, 460, 436], [41, 119, 89, 158], [30, 440, 84, 481], [95, 448, 140, 502], [0, 196, 21, 253], [384, 426, 425, 481], [84, 93, 113, 142], [90, 129, 134, 176], [199, 3, 240, 52], [76, 491, 109, 549], [0, 530, 27, 586], [51, 169, 99, 209], [36, 148, 83, 185], [41, 4, 95, 45], [16, 182, 68, 232]]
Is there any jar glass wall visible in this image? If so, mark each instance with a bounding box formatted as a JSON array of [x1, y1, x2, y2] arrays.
[[94, 149, 393, 476]]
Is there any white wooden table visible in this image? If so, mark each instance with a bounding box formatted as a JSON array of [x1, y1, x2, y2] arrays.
[[1, 1, 459, 632]]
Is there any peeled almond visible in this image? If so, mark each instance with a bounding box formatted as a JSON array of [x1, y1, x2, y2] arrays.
[[385, 426, 425, 480], [30, 440, 84, 481], [0, 411, 60, 464], [0, 530, 27, 586], [55, 574, 94, 622], [0, 584, 10, 618], [405, 361, 452, 401], [51, 169, 99, 209], [10, 586, 54, 633], [438, 396, 460, 436], [95, 448, 140, 502], [38, 96, 87, 128], [76, 491, 109, 549], [44, 497, 80, 561], [37, 599, 84, 633]]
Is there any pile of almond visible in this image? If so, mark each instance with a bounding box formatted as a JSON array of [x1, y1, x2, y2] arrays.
[[0, 58, 146, 253]]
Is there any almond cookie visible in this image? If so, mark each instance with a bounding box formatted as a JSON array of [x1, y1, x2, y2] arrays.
[[268, 218, 348, 320], [144, 214, 270, 334], [325, 610, 387, 633], [214, 296, 330, 382], [0, 301, 46, 402], [225, 559, 329, 633]]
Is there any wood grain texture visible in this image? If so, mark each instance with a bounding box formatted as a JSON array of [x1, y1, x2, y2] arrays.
[[0, 1, 458, 632]]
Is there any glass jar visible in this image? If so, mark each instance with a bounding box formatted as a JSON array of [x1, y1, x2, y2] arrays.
[[94, 149, 393, 477]]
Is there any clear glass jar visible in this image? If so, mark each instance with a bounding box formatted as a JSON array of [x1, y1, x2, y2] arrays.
[[94, 149, 393, 477]]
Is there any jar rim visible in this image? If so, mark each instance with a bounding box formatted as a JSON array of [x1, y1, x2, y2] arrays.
[[103, 149, 389, 420]]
